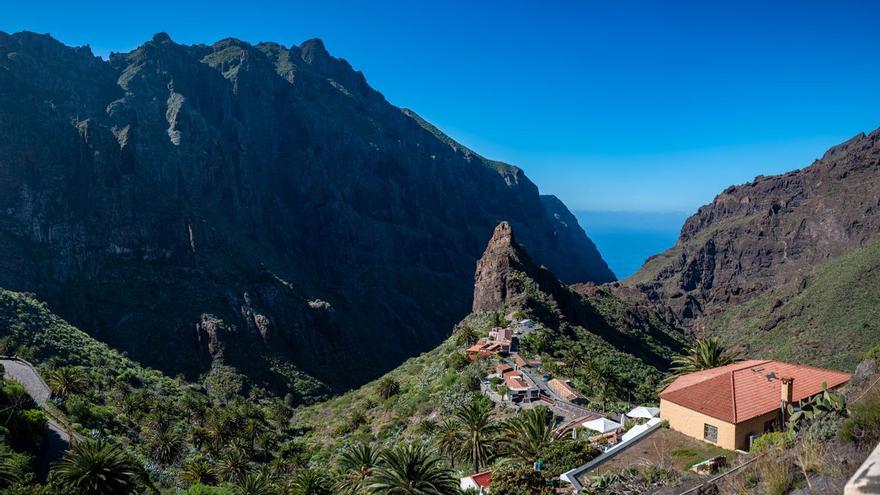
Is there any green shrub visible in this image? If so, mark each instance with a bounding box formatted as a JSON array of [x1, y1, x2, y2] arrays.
[[180, 484, 235, 495], [8, 409, 46, 454], [491, 467, 553, 495], [840, 388, 880, 444], [541, 439, 600, 477], [750, 431, 793, 453]]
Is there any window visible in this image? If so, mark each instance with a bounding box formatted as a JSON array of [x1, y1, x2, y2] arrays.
[[704, 423, 718, 442]]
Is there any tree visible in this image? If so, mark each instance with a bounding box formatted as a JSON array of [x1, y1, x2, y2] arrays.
[[453, 399, 499, 474], [665, 338, 741, 384], [146, 429, 185, 465], [233, 472, 277, 495], [454, 325, 479, 347], [45, 367, 88, 399], [0, 451, 19, 488], [433, 420, 463, 467], [377, 377, 401, 400], [180, 457, 217, 486], [500, 407, 553, 465], [52, 439, 146, 495], [490, 468, 552, 495], [336, 443, 380, 494], [288, 469, 332, 495], [367, 444, 457, 495]]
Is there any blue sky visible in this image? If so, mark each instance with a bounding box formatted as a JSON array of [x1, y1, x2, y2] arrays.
[[4, 1, 880, 214]]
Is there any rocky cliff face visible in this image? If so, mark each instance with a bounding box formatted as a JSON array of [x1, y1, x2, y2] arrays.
[[0, 31, 613, 396], [629, 129, 880, 332], [472, 221, 688, 391]]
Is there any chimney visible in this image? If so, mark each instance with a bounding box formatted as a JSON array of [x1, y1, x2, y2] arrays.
[[781, 377, 794, 403]]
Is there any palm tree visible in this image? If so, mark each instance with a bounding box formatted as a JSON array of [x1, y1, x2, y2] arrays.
[[289, 468, 332, 495], [147, 429, 185, 465], [500, 406, 553, 465], [377, 377, 401, 400], [0, 451, 19, 488], [219, 446, 252, 484], [453, 400, 499, 474], [367, 444, 457, 495], [454, 325, 479, 346], [52, 439, 146, 495], [665, 337, 741, 385], [180, 457, 217, 486], [45, 366, 88, 399], [336, 443, 380, 494], [234, 471, 277, 495], [432, 419, 463, 466]]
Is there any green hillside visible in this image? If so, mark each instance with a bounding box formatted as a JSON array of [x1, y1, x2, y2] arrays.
[[708, 239, 880, 371]]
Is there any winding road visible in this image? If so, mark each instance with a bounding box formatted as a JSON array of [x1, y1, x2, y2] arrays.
[[0, 357, 75, 479]]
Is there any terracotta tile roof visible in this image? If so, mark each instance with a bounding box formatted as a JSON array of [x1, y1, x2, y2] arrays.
[[660, 360, 851, 423], [513, 355, 528, 367], [470, 470, 493, 488], [496, 364, 514, 374], [548, 378, 584, 401], [505, 375, 531, 390], [467, 343, 486, 353]]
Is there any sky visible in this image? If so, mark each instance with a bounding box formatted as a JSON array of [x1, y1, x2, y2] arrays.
[[3, 1, 880, 215]]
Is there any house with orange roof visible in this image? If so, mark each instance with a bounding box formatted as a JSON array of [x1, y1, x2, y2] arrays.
[[547, 378, 585, 403], [659, 360, 851, 450], [460, 470, 492, 493]]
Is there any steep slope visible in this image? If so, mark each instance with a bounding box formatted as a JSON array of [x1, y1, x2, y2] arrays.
[[0, 31, 613, 395], [473, 222, 688, 395], [628, 129, 880, 367], [706, 238, 880, 371], [297, 222, 687, 449]]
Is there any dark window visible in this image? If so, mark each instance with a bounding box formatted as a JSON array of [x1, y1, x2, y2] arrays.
[[764, 419, 777, 433], [704, 423, 718, 442]]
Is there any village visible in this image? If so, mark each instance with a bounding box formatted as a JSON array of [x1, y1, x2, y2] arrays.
[[456, 318, 864, 494]]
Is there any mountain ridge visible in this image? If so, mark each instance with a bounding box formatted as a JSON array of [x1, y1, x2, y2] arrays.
[[0, 30, 613, 397]]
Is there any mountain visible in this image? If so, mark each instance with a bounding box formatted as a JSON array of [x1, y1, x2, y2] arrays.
[[628, 129, 880, 368], [472, 222, 688, 394], [0, 31, 613, 396], [298, 222, 687, 444]]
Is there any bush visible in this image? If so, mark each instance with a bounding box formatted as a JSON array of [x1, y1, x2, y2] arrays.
[[755, 451, 793, 495], [840, 390, 880, 444], [180, 484, 235, 495], [749, 431, 793, 453], [444, 352, 469, 371], [491, 468, 553, 495], [8, 409, 46, 454], [541, 439, 600, 477]]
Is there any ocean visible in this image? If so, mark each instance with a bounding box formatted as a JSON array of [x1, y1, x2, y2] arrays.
[[575, 211, 687, 280]]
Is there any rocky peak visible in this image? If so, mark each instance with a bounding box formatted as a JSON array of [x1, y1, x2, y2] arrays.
[[299, 38, 330, 65], [473, 222, 524, 312]]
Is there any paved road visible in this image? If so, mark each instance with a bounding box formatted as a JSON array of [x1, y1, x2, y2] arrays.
[[0, 358, 52, 404], [1, 357, 74, 478]]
